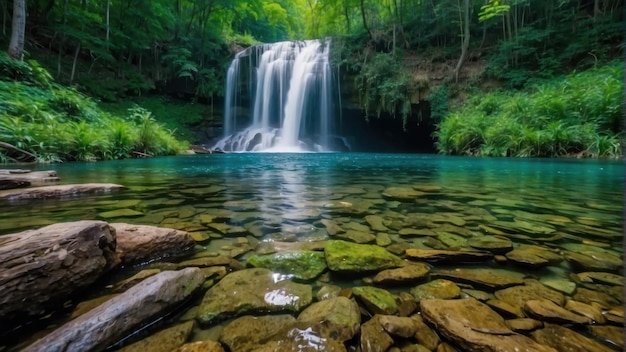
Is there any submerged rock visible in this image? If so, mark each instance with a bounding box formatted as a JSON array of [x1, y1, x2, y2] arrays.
[[523, 299, 591, 324], [246, 250, 327, 280], [176, 341, 225, 352], [494, 280, 565, 314], [324, 240, 402, 272], [118, 321, 195, 352], [382, 187, 425, 201], [420, 298, 556, 352], [563, 250, 622, 272], [432, 268, 524, 291], [353, 286, 398, 315], [219, 315, 297, 352], [411, 279, 460, 302], [575, 272, 624, 286], [372, 262, 431, 285], [0, 183, 125, 200], [467, 236, 513, 254], [297, 296, 361, 341], [360, 315, 394, 352], [504, 245, 562, 268], [405, 248, 493, 263], [196, 268, 312, 325], [531, 324, 614, 352]]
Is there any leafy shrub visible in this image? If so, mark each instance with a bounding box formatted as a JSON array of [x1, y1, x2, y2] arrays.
[[435, 62, 623, 158]]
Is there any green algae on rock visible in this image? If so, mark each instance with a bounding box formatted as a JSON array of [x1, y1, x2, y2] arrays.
[[352, 286, 398, 315], [246, 250, 327, 280], [196, 268, 312, 325], [324, 240, 402, 272]]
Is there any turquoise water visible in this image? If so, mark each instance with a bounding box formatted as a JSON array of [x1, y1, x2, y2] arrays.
[[1, 153, 622, 235], [1, 153, 623, 349]]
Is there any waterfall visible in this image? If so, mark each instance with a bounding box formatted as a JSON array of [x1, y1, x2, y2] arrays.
[[213, 39, 349, 152]]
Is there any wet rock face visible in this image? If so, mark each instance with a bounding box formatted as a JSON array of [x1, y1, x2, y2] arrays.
[[196, 268, 313, 325], [531, 323, 615, 352]]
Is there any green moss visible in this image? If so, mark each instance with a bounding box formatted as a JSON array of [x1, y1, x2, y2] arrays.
[[324, 240, 402, 272], [352, 286, 398, 315], [247, 251, 327, 280]]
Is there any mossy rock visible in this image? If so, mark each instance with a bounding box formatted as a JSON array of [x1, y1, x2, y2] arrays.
[[246, 251, 327, 280], [324, 240, 402, 272], [352, 286, 398, 315]]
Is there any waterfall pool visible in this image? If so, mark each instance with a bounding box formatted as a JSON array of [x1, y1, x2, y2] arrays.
[[1, 152, 623, 350]]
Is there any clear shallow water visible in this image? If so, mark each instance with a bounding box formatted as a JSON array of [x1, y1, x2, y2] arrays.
[[1, 153, 623, 349]]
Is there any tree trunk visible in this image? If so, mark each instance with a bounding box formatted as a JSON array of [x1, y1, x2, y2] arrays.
[[0, 221, 118, 330], [70, 41, 81, 84], [454, 0, 471, 83], [360, 0, 373, 41], [106, 0, 110, 49], [7, 0, 26, 60]]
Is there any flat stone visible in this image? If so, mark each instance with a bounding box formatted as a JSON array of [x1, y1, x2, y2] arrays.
[[571, 287, 620, 309], [604, 307, 624, 325], [196, 268, 312, 325], [336, 229, 376, 244], [576, 272, 624, 286], [320, 219, 345, 235], [360, 315, 394, 352], [373, 262, 431, 285], [382, 187, 425, 201], [495, 280, 565, 314], [467, 236, 513, 254], [563, 250, 622, 271], [219, 315, 296, 352], [420, 298, 556, 352], [410, 315, 440, 350], [70, 294, 118, 319], [412, 184, 441, 192], [375, 233, 392, 247], [398, 228, 437, 237], [397, 292, 418, 317], [405, 249, 493, 263], [175, 340, 225, 352], [564, 300, 606, 324], [432, 268, 524, 291], [254, 322, 348, 352], [246, 251, 327, 280], [297, 296, 361, 341], [461, 289, 492, 301], [505, 318, 543, 332], [524, 299, 591, 324], [113, 223, 196, 266], [540, 278, 576, 295], [531, 324, 614, 352], [316, 285, 342, 301], [0, 183, 125, 200], [411, 279, 460, 302], [379, 315, 417, 338], [119, 321, 194, 352], [589, 325, 624, 349], [99, 209, 144, 218], [365, 215, 389, 231], [486, 299, 524, 318], [353, 286, 398, 315], [324, 240, 402, 272], [505, 245, 562, 267]]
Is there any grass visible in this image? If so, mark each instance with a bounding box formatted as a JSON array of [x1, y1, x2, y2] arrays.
[[435, 62, 623, 158]]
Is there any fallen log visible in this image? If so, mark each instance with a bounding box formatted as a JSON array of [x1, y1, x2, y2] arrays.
[[0, 221, 118, 326], [24, 268, 206, 352]]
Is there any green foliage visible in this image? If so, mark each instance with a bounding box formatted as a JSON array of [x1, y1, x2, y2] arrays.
[[0, 60, 188, 163], [355, 52, 416, 127], [478, 0, 510, 22], [427, 85, 449, 122], [435, 62, 623, 158]]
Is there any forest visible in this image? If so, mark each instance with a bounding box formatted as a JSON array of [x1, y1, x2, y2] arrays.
[[0, 0, 623, 161]]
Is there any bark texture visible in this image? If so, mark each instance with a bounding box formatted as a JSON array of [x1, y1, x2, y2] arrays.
[[7, 0, 26, 60]]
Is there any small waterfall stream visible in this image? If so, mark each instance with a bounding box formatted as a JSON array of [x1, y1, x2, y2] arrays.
[[213, 40, 348, 152]]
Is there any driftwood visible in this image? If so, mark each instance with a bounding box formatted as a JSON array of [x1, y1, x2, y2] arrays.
[[133, 151, 153, 158], [0, 141, 37, 162], [0, 183, 125, 200], [0, 169, 60, 190], [24, 268, 205, 352], [0, 221, 118, 327]]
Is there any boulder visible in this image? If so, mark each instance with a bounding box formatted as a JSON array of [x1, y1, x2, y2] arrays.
[[24, 268, 205, 352], [196, 268, 312, 325], [0, 183, 125, 200], [246, 250, 327, 280], [420, 298, 556, 352], [0, 221, 117, 327], [112, 223, 195, 266], [324, 240, 402, 272]]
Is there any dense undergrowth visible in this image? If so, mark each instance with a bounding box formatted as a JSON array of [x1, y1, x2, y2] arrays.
[[434, 62, 623, 158], [0, 54, 188, 163]]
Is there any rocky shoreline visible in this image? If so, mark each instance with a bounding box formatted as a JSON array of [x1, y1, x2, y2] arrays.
[[0, 169, 623, 351]]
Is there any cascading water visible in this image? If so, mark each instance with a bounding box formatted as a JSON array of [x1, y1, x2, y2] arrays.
[[213, 39, 349, 152]]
